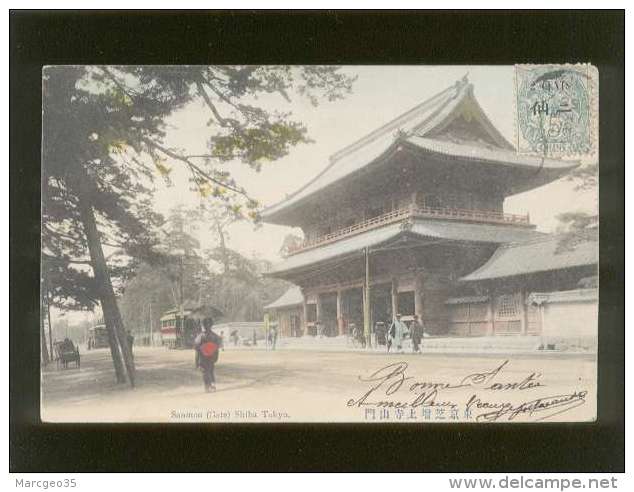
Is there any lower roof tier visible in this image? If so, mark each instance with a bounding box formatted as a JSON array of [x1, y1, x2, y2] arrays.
[[267, 219, 544, 277], [460, 232, 598, 282]]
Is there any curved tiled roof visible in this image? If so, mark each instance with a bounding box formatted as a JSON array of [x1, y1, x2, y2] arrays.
[[403, 136, 577, 171], [268, 219, 544, 277], [264, 286, 304, 310], [526, 288, 598, 305], [460, 234, 598, 282], [261, 77, 578, 225]]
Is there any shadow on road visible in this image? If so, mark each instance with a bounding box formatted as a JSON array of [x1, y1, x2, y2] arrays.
[[41, 348, 293, 406]]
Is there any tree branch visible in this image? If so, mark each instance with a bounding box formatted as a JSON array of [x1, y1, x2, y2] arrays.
[[141, 137, 250, 197], [99, 66, 137, 101], [195, 80, 241, 129]]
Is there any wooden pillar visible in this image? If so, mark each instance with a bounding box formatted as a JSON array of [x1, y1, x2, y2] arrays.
[[363, 247, 372, 348], [302, 291, 308, 336], [336, 289, 344, 336], [414, 273, 423, 319], [315, 294, 324, 329], [487, 295, 495, 336], [391, 277, 399, 319]]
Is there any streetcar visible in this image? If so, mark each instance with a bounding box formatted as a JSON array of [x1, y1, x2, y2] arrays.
[[159, 308, 198, 349], [87, 321, 110, 350]]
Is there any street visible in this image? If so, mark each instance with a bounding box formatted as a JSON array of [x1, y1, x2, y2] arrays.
[[41, 346, 597, 423]]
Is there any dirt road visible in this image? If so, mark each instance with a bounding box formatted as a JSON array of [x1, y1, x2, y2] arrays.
[[41, 346, 596, 423]]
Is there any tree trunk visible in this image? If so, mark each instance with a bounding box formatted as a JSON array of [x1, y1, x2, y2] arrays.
[[215, 220, 230, 314], [216, 220, 230, 274], [40, 304, 50, 366], [69, 167, 135, 387], [46, 289, 54, 358]]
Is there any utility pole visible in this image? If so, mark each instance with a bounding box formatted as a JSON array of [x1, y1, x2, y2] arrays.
[[364, 246, 372, 349]]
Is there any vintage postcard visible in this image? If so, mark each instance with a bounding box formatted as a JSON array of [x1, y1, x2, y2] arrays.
[[40, 65, 598, 423]]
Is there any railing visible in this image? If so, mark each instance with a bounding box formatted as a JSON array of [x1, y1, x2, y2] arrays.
[[286, 205, 531, 256]]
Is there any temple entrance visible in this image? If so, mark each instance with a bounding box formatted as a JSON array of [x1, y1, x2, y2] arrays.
[[342, 288, 363, 336], [397, 291, 415, 317], [306, 304, 317, 336], [371, 283, 393, 326], [371, 283, 392, 346], [319, 292, 338, 337]]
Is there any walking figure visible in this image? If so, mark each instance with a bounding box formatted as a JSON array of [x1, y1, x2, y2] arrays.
[[410, 314, 424, 353], [387, 313, 407, 353], [194, 317, 221, 393]]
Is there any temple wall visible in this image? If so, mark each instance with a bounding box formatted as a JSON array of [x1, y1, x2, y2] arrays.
[[540, 299, 597, 350]]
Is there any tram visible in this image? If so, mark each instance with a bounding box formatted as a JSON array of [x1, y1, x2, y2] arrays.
[[159, 308, 199, 349], [87, 321, 110, 350]]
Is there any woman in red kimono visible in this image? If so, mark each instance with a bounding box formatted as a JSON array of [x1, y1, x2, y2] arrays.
[[194, 317, 222, 392]]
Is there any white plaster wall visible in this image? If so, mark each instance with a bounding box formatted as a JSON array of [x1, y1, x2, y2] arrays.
[[542, 300, 598, 349]]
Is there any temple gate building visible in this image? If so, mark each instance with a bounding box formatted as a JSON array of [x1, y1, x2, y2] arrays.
[[261, 76, 596, 344]]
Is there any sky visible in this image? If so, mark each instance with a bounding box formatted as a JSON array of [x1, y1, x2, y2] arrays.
[[155, 65, 597, 263]]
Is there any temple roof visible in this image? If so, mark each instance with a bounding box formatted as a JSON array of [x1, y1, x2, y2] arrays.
[[526, 288, 598, 306], [445, 295, 490, 305], [268, 219, 543, 277], [264, 286, 304, 310], [262, 76, 578, 225], [460, 234, 598, 282]]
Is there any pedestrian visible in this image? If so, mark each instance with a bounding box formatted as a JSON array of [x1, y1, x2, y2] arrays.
[[194, 317, 222, 393], [253, 328, 257, 346], [388, 313, 407, 353], [219, 330, 225, 351], [411, 314, 424, 353]]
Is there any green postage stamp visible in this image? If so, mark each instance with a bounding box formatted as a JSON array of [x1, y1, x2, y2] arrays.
[[514, 64, 598, 158]]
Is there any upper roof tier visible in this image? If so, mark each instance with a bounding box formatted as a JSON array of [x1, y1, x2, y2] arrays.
[[261, 76, 578, 226]]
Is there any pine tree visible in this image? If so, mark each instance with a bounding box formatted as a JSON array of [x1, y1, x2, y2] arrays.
[[42, 65, 356, 385]]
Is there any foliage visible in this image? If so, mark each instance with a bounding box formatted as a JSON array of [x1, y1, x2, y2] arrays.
[[555, 211, 599, 233], [555, 160, 598, 252], [120, 251, 290, 332], [565, 162, 598, 192], [119, 202, 291, 332], [554, 211, 598, 252], [279, 233, 304, 257], [42, 65, 355, 312]]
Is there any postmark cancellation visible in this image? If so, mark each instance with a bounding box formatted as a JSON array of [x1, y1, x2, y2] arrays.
[[514, 64, 598, 158]]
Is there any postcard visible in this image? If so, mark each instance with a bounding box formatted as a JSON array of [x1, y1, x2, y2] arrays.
[[40, 64, 599, 423]]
